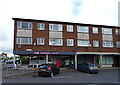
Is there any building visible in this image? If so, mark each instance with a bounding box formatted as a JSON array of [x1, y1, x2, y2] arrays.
[[13, 18, 120, 69]]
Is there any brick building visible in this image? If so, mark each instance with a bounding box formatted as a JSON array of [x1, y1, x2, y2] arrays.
[[13, 18, 120, 69]]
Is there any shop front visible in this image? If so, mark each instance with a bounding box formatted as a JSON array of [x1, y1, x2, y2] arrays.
[[14, 51, 75, 68]]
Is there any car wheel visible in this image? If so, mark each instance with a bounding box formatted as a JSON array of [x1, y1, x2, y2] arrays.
[[86, 70, 90, 74], [38, 72, 40, 76], [95, 72, 98, 74], [50, 72, 54, 77]]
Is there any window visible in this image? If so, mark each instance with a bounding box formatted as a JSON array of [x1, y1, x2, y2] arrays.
[[77, 40, 90, 47], [49, 24, 62, 31], [77, 26, 89, 33], [17, 21, 32, 29], [116, 41, 120, 48], [67, 25, 73, 32], [103, 41, 113, 47], [17, 37, 32, 44], [38, 23, 45, 30], [115, 29, 120, 35], [102, 28, 112, 34], [93, 40, 99, 47], [102, 57, 113, 64], [49, 38, 63, 46], [92, 27, 98, 34], [67, 39, 74, 46], [37, 38, 44, 45]]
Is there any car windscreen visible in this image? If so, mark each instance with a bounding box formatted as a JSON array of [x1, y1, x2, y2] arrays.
[[39, 64, 53, 68], [90, 64, 97, 67]]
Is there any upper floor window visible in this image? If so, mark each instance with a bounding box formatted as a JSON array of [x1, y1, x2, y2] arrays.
[[17, 21, 32, 29], [37, 38, 44, 45], [67, 25, 73, 32], [92, 27, 98, 34], [77, 26, 89, 33], [38, 23, 45, 30], [49, 24, 62, 31], [115, 29, 120, 35], [67, 39, 74, 46], [93, 40, 99, 47], [116, 41, 120, 48], [49, 38, 63, 46], [77, 40, 90, 47], [102, 41, 113, 47], [17, 37, 32, 45], [102, 28, 112, 34]]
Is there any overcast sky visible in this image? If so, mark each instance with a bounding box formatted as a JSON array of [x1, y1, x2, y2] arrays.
[[0, 0, 119, 57]]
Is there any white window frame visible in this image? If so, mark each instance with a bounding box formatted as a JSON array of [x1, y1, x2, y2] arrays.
[[17, 21, 32, 29], [37, 38, 45, 45], [116, 41, 120, 48], [17, 37, 32, 45], [102, 28, 112, 34], [102, 41, 113, 47], [77, 26, 89, 33], [92, 27, 98, 34], [49, 24, 62, 31], [67, 25, 73, 32], [77, 40, 90, 47], [115, 29, 120, 35], [37, 23, 45, 30], [49, 38, 63, 46], [93, 40, 99, 47], [67, 39, 74, 46]]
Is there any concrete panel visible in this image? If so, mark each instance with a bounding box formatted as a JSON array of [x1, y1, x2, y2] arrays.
[[77, 33, 89, 39], [17, 29, 32, 37], [102, 35, 113, 41], [49, 31, 62, 38]]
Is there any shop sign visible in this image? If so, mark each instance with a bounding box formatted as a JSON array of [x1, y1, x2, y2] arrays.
[[34, 52, 59, 54]]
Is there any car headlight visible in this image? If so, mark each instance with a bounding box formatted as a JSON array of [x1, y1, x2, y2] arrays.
[[90, 67, 93, 69]]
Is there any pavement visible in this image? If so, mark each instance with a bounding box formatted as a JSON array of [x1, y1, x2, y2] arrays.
[[2, 65, 120, 78]]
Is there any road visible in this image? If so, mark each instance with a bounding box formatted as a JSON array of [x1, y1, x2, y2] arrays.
[[2, 69, 120, 83]]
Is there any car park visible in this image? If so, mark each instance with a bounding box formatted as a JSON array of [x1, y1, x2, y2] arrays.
[[77, 63, 99, 74], [38, 63, 59, 77]]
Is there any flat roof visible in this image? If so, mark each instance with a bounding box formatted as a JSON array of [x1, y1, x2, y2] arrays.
[[12, 18, 120, 28]]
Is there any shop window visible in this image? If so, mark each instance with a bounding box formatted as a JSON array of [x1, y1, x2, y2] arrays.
[[102, 57, 113, 64]]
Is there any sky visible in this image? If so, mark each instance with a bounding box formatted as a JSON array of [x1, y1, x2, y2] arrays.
[[0, 0, 119, 57]]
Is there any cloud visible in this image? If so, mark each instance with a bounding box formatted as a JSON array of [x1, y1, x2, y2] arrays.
[[0, 0, 119, 56], [73, 0, 119, 26]]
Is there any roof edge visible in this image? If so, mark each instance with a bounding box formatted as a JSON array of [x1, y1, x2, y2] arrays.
[[12, 18, 120, 28]]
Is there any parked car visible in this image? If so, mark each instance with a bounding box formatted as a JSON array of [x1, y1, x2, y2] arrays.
[[38, 63, 59, 77], [77, 63, 99, 74]]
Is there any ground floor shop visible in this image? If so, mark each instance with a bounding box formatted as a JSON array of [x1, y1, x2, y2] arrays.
[[13, 51, 120, 69]]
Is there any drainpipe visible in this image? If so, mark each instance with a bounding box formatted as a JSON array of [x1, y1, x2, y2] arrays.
[[100, 55, 103, 68], [13, 54, 15, 65], [46, 54, 48, 64], [75, 54, 77, 69]]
